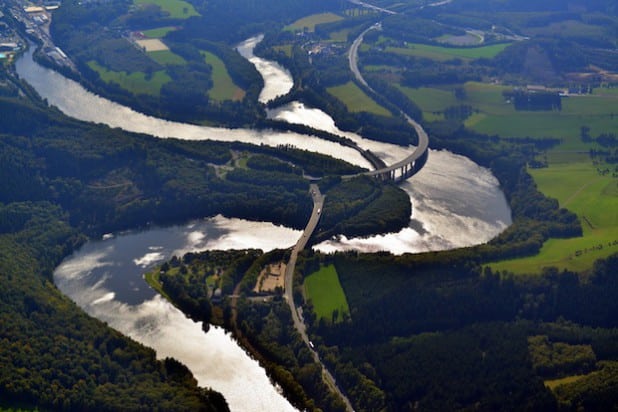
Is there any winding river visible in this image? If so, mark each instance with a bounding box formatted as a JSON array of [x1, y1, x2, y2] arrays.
[[17, 36, 511, 411]]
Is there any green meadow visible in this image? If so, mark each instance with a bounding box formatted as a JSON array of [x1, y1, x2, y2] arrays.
[[142, 26, 177, 38], [87, 60, 170, 95], [545, 374, 591, 391], [397, 80, 617, 275], [202, 51, 245, 101], [304, 264, 350, 323], [490, 161, 618, 274], [147, 50, 186, 66], [386, 42, 511, 61], [285, 12, 342, 32], [134, 0, 199, 18], [398, 82, 618, 147], [327, 81, 391, 116], [329, 28, 351, 42]]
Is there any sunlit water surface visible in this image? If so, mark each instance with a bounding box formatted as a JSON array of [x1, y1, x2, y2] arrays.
[[55, 217, 301, 412]]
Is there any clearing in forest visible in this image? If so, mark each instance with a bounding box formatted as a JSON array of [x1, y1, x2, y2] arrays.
[[304, 264, 350, 324]]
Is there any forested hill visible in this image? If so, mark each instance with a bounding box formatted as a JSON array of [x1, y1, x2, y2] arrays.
[[0, 98, 232, 408], [0, 81, 349, 410]]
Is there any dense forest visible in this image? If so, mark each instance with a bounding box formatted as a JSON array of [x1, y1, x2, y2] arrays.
[[147, 244, 618, 411]]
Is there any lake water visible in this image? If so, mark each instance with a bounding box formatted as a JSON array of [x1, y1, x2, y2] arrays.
[[17, 35, 511, 411]]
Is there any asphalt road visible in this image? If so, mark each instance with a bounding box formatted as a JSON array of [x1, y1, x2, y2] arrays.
[[348, 24, 430, 180], [283, 184, 355, 412]]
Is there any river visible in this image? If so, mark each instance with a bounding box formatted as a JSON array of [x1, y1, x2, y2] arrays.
[[54, 217, 301, 412], [17, 36, 510, 411], [267, 101, 510, 253]]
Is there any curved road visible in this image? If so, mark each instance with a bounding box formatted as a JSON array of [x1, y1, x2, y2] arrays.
[[348, 24, 430, 181], [283, 185, 355, 412]]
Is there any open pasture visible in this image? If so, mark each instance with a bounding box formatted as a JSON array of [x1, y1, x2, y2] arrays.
[[141, 26, 177, 38], [304, 264, 350, 323], [134, 0, 199, 19], [148, 49, 186, 65], [87, 60, 170, 95], [202, 51, 245, 101], [327, 81, 392, 116], [285, 12, 343, 32], [386, 42, 511, 61], [397, 81, 617, 145], [490, 161, 618, 274]]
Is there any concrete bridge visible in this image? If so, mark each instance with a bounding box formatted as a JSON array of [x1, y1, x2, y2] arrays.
[[362, 114, 429, 182], [348, 23, 430, 183]]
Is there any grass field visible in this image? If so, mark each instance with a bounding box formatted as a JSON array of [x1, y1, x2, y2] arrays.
[[144, 270, 172, 301], [395, 81, 618, 275], [285, 12, 342, 32], [327, 81, 392, 116], [142, 26, 177, 38], [545, 374, 590, 391], [304, 264, 350, 323], [524, 20, 605, 40], [134, 0, 199, 18], [386, 42, 511, 61], [147, 50, 186, 66], [490, 161, 618, 274], [202, 51, 245, 101], [329, 28, 351, 42], [87, 61, 170, 95], [397, 82, 618, 147], [594, 87, 618, 97]]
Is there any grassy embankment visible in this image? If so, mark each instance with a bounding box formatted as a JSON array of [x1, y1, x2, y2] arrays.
[[304, 264, 350, 323], [134, 0, 199, 19]]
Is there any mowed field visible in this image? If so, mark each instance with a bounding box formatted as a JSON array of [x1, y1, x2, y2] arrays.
[[328, 81, 392, 116], [304, 264, 350, 323], [87, 60, 170, 95], [398, 79, 617, 274], [202, 51, 245, 101], [385, 42, 511, 61], [285, 12, 343, 32], [142, 26, 177, 38], [147, 49, 186, 65], [134, 0, 199, 19], [399, 82, 618, 148], [490, 160, 618, 274]]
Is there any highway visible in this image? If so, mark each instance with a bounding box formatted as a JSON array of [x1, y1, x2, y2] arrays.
[[348, 24, 430, 181], [347, 0, 397, 14], [283, 184, 355, 412]]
